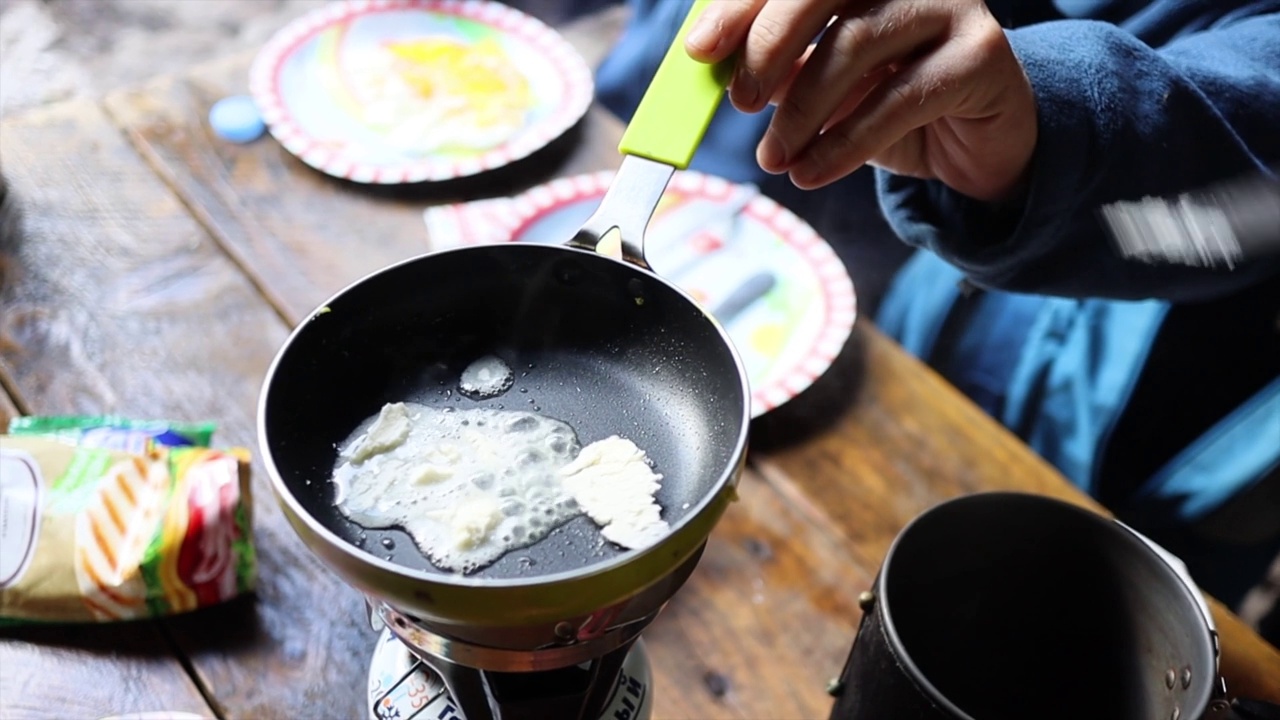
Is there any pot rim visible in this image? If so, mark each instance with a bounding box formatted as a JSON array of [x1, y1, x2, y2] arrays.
[[875, 491, 1219, 719]]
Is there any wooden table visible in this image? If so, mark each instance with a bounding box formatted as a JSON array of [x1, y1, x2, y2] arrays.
[[2, 16, 1278, 720]]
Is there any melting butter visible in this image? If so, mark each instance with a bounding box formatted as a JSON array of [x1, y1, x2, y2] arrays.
[[334, 403, 670, 573], [559, 436, 668, 550], [335, 403, 581, 573]]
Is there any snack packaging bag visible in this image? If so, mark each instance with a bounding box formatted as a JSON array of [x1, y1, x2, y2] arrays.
[[0, 430, 256, 624]]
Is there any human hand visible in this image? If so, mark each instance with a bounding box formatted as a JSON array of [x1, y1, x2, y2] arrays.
[[685, 0, 1039, 202]]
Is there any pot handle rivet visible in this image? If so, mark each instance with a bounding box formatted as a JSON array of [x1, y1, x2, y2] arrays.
[[826, 678, 845, 697], [1166, 668, 1177, 690], [857, 591, 876, 613], [1181, 666, 1193, 689], [1171, 707, 1180, 720]]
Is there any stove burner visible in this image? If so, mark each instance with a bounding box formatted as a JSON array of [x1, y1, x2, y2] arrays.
[[368, 630, 653, 720], [353, 545, 703, 717]]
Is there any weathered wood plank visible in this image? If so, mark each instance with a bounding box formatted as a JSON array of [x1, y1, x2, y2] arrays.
[[0, 102, 219, 720], [0, 98, 375, 720], [0, 382, 21, 429], [0, 623, 215, 720], [554, 3, 632, 70], [647, 469, 865, 720], [756, 324, 1280, 704], [753, 325, 1092, 568], [102, 47, 624, 326]]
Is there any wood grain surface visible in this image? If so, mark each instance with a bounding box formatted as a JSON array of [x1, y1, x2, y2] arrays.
[[647, 469, 866, 720], [102, 51, 625, 327], [2, 4, 1277, 718], [0, 102, 218, 720], [0, 386, 19, 428], [755, 324, 1280, 705], [0, 622, 213, 720], [0, 97, 377, 720]]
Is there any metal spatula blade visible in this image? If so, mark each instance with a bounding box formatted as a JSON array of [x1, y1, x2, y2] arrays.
[[1099, 169, 1280, 269], [569, 0, 731, 268]]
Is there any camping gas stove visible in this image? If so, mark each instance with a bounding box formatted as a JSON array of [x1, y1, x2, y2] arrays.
[[364, 600, 654, 720]]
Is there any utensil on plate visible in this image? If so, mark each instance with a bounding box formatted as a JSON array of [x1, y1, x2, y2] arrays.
[[657, 183, 759, 281], [712, 271, 778, 325], [1100, 167, 1280, 268]]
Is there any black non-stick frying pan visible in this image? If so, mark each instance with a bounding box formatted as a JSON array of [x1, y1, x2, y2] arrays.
[[258, 1, 746, 631], [270, 242, 743, 580]]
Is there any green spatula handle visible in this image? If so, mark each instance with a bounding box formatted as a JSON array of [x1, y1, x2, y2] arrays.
[[618, 0, 732, 169]]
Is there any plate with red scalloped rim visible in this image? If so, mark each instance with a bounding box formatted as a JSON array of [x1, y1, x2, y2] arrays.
[[427, 169, 858, 417], [250, 0, 594, 184]]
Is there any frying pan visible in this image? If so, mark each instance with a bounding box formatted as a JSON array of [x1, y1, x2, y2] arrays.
[[257, 1, 745, 633]]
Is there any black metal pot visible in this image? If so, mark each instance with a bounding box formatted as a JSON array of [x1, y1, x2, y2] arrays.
[[828, 492, 1280, 720]]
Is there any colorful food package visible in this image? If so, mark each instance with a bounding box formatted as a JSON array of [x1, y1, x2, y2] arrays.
[[0, 425, 256, 624]]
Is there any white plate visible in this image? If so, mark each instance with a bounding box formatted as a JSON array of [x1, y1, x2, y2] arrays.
[[250, 0, 594, 184], [425, 170, 858, 417]]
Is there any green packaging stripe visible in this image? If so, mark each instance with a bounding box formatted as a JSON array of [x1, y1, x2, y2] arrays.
[[46, 447, 115, 515], [139, 468, 179, 617], [233, 501, 258, 595], [7, 415, 216, 451]]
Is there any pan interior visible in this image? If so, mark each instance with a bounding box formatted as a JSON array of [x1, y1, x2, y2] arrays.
[[262, 244, 746, 582]]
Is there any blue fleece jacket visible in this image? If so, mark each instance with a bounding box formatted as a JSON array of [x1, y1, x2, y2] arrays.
[[588, 0, 1280, 605], [882, 1, 1280, 302]]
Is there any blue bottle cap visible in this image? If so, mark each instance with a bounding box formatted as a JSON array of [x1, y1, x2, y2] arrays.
[[209, 95, 266, 144]]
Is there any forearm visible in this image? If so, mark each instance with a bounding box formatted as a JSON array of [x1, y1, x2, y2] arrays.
[[878, 11, 1280, 301]]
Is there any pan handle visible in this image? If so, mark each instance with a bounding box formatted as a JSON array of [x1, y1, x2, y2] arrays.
[[1219, 698, 1280, 720], [566, 0, 729, 268], [617, 0, 731, 173]]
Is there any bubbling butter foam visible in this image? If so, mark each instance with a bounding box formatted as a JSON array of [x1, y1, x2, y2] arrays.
[[458, 354, 513, 399], [334, 402, 582, 573]]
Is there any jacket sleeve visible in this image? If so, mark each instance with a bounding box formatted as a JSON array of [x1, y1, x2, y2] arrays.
[[876, 7, 1280, 302]]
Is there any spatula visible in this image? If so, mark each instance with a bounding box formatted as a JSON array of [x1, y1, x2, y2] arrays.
[[569, 0, 731, 268], [1099, 167, 1280, 269]]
